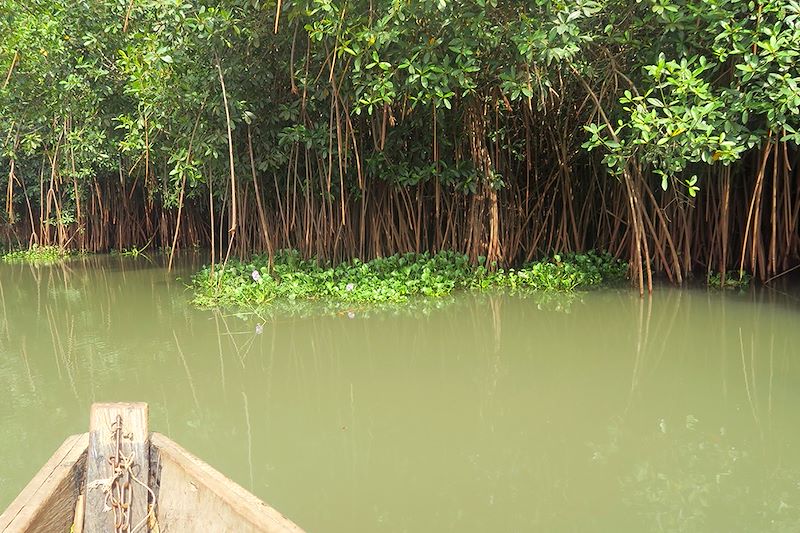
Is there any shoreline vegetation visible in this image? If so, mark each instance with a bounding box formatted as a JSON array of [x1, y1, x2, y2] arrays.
[[1, 244, 75, 265], [0, 244, 750, 299], [706, 271, 752, 290], [191, 250, 628, 309], [0, 244, 151, 264], [1, 0, 799, 295]]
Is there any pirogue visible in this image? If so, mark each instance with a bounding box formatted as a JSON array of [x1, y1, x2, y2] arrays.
[[0, 403, 305, 533]]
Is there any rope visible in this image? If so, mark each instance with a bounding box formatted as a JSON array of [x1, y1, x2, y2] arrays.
[[104, 415, 159, 533]]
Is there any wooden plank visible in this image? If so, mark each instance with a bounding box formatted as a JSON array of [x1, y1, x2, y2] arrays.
[[84, 402, 149, 533], [150, 432, 304, 533], [0, 433, 89, 533]]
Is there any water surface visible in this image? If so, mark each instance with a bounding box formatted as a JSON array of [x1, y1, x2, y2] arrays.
[[1, 256, 799, 532]]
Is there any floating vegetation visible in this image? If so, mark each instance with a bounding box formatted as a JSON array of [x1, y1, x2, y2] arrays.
[[707, 271, 751, 290], [191, 250, 627, 310], [1, 245, 75, 265], [111, 247, 152, 260]]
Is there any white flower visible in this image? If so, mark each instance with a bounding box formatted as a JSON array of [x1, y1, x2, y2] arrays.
[[345, 282, 355, 292], [251, 270, 262, 283]]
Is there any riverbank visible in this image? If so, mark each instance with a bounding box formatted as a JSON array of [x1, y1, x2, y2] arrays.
[[191, 250, 628, 309]]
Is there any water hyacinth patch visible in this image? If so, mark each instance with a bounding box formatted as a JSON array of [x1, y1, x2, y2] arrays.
[[707, 271, 751, 290], [191, 249, 627, 310], [1, 245, 75, 265]]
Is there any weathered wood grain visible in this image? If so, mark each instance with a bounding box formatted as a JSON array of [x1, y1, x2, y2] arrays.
[[3, 402, 303, 533], [0, 432, 89, 533], [84, 402, 149, 533], [150, 432, 305, 533]]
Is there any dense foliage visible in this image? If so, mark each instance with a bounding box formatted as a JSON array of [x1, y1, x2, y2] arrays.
[[191, 250, 627, 307], [1, 0, 799, 290]]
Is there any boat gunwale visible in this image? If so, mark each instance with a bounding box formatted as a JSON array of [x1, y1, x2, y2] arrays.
[[0, 432, 88, 533], [1, 431, 305, 533]]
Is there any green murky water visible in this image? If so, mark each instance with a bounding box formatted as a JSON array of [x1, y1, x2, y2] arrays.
[[1, 256, 799, 532]]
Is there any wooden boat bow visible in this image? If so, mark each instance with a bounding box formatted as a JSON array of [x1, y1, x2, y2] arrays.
[[0, 403, 305, 533]]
